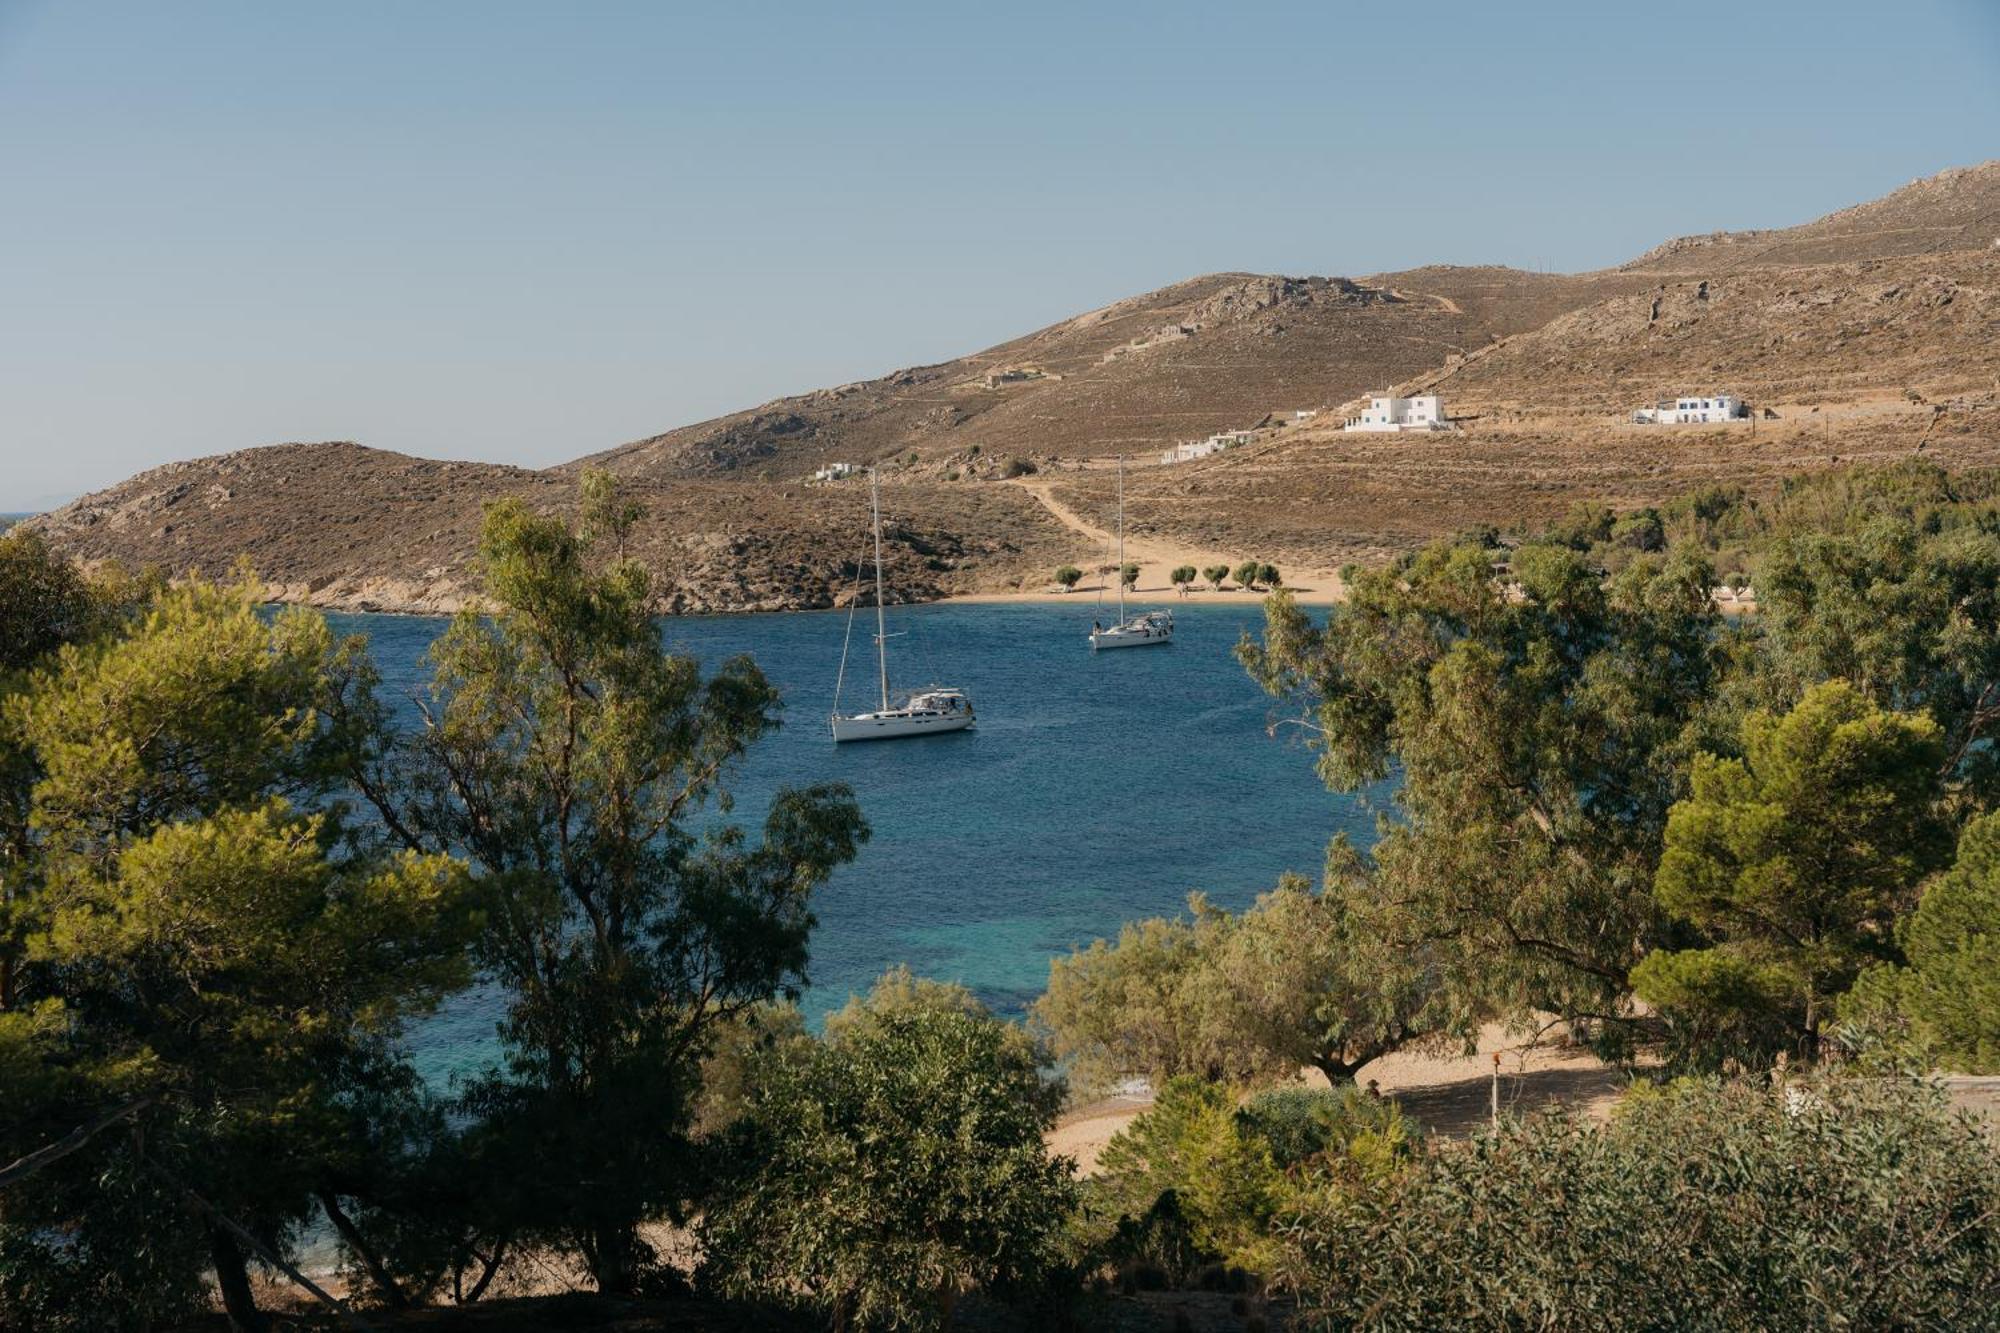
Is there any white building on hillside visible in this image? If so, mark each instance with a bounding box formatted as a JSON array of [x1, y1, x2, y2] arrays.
[[1343, 393, 1453, 433], [812, 461, 857, 482], [1634, 394, 1746, 425], [1160, 429, 1254, 465]]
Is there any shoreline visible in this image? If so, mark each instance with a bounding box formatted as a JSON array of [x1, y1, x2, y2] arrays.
[[941, 582, 1344, 608]]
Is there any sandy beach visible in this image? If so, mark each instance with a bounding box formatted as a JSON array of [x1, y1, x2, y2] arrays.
[[1047, 1023, 1635, 1174]]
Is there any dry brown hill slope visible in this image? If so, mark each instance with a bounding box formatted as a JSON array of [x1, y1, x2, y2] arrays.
[[568, 267, 1636, 484], [1623, 161, 2000, 273], [1415, 251, 2000, 414], [27, 163, 2000, 615], [31, 442, 1075, 614]]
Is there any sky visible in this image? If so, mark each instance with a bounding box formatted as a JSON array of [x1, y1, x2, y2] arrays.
[[1, 1, 1996, 510]]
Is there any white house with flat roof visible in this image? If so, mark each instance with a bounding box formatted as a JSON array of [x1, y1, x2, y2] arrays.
[[1343, 393, 1452, 432], [1159, 429, 1254, 465], [1635, 394, 1746, 424]]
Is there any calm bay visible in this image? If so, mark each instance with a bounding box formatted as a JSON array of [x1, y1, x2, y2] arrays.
[[333, 601, 1381, 1085]]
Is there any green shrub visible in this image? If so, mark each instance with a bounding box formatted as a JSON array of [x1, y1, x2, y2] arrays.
[[1090, 1078, 1280, 1274], [1276, 1074, 2000, 1330], [1610, 508, 1665, 552], [700, 998, 1077, 1330], [1236, 1085, 1413, 1171]]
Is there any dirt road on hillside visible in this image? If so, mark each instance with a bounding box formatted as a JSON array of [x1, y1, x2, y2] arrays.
[[995, 474, 1345, 604]]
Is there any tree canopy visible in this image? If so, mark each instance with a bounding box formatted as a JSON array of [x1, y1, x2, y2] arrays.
[[1635, 681, 1951, 1064], [701, 978, 1076, 1331], [1844, 810, 2000, 1072], [1, 574, 471, 1331], [1239, 540, 1724, 1047], [1035, 869, 1434, 1094], [346, 491, 869, 1293]]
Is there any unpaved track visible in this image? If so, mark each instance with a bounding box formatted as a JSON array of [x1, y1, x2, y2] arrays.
[[1005, 475, 1345, 603], [1388, 287, 1465, 315]]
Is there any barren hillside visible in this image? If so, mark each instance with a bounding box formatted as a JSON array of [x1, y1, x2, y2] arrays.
[[569, 270, 1584, 484], [1624, 161, 2000, 273], [1417, 252, 2000, 413], [26, 163, 2000, 615], [35, 442, 1077, 614]]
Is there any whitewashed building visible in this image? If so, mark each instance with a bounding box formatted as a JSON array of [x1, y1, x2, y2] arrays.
[[1343, 393, 1452, 433], [812, 461, 858, 482], [1634, 394, 1747, 425], [1159, 429, 1254, 465]]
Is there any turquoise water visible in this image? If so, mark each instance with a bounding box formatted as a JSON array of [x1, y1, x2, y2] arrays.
[[333, 602, 1382, 1085]]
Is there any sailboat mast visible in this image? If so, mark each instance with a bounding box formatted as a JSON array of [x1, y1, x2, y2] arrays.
[[871, 468, 890, 712], [1116, 454, 1126, 623]]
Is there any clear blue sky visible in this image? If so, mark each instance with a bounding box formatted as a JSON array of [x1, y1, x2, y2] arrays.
[[2, 0, 1995, 510]]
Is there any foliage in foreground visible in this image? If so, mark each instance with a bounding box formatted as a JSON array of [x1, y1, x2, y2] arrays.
[[1239, 542, 1724, 1051], [1276, 1074, 2000, 1331], [337, 489, 869, 1296], [0, 475, 873, 1327], [700, 977, 1077, 1332], [0, 573, 474, 1330], [1087, 1078, 1413, 1279]]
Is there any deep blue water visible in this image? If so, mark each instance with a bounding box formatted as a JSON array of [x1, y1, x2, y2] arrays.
[[331, 602, 1382, 1086]]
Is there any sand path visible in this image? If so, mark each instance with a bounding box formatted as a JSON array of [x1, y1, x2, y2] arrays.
[[1047, 1024, 1636, 1175], [1387, 287, 1465, 315], [973, 474, 1345, 606]]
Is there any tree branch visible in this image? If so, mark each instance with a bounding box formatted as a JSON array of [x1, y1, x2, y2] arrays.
[[0, 1097, 152, 1191]]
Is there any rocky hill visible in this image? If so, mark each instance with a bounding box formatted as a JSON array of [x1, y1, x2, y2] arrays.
[[1415, 251, 2000, 414], [35, 442, 1076, 614], [1623, 161, 2000, 273], [568, 270, 1570, 483], [26, 163, 2000, 614]]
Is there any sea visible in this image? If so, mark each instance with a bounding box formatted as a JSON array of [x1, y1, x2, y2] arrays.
[[333, 601, 1385, 1086]]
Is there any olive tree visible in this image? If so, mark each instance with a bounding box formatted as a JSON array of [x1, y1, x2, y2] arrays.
[[1276, 1074, 2000, 1330], [1035, 869, 1433, 1095], [1054, 564, 1083, 593]]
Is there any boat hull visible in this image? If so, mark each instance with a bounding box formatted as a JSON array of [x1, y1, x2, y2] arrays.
[[830, 710, 976, 742], [1090, 629, 1173, 650]]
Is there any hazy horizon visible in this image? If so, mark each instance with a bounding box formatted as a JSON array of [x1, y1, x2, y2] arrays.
[[3, 0, 1997, 510]]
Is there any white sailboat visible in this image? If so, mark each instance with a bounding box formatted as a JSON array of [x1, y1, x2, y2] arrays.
[[1089, 455, 1174, 651], [830, 470, 976, 742]]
